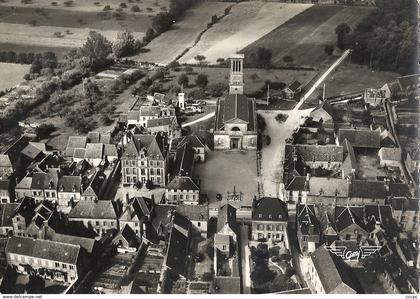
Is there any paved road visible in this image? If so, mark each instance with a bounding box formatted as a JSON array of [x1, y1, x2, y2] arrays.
[[240, 225, 251, 294], [181, 111, 215, 128], [259, 49, 351, 198], [287, 222, 307, 288]]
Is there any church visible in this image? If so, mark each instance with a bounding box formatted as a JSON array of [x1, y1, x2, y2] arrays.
[[213, 54, 258, 150]]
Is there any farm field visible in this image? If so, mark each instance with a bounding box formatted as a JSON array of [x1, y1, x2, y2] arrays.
[[0, 0, 168, 55], [0, 62, 29, 90], [0, 0, 169, 13], [133, 1, 232, 65], [242, 5, 374, 67], [179, 2, 312, 65]]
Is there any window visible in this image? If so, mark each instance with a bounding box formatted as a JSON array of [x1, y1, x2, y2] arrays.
[[96, 221, 99, 226], [198, 222, 201, 227], [69, 265, 74, 270], [157, 169, 161, 175], [62, 264, 67, 269], [55, 262, 60, 268]]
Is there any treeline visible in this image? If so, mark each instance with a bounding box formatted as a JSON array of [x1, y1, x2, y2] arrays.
[[0, 51, 57, 67], [338, 0, 418, 74]]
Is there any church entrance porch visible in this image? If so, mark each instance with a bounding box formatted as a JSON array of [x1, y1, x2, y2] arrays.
[[230, 137, 241, 150]]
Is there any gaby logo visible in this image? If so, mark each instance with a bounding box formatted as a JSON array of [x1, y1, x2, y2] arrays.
[[326, 245, 382, 260]]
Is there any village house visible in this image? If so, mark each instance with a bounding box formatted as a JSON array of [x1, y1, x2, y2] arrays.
[[337, 128, 381, 149], [30, 169, 60, 203], [309, 101, 335, 124], [305, 246, 358, 294], [146, 116, 180, 137], [166, 176, 199, 205], [282, 80, 302, 100], [112, 224, 142, 253], [297, 204, 321, 254], [81, 171, 106, 201], [334, 206, 368, 245], [213, 54, 257, 150], [0, 179, 12, 203], [121, 134, 167, 187], [11, 197, 36, 236], [84, 143, 104, 167], [381, 74, 420, 101], [251, 197, 288, 244], [389, 197, 418, 236], [24, 202, 63, 239], [170, 135, 207, 162], [65, 136, 87, 158], [119, 196, 154, 237], [285, 144, 344, 170], [163, 212, 192, 279], [176, 204, 208, 236], [5, 236, 86, 284], [0, 154, 13, 179], [378, 147, 402, 168], [57, 176, 82, 210], [68, 200, 119, 237], [364, 88, 387, 107], [0, 203, 19, 237]]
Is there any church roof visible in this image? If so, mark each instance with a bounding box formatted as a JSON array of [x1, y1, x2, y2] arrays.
[[215, 94, 256, 131]]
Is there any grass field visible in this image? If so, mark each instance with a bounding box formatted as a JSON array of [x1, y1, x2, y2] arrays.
[[0, 62, 29, 90], [179, 2, 312, 64], [0, 0, 169, 55], [242, 5, 374, 67], [164, 66, 316, 95], [133, 1, 232, 65]]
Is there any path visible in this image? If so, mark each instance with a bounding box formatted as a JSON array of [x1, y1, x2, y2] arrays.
[[259, 50, 351, 197], [181, 112, 215, 128], [240, 225, 251, 294]]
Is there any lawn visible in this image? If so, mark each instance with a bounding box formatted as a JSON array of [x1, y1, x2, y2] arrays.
[[242, 5, 374, 68], [194, 150, 258, 209], [133, 1, 232, 65], [179, 2, 312, 64], [0, 62, 29, 90]]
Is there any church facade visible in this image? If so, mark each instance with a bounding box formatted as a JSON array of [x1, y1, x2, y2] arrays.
[[213, 54, 258, 150]]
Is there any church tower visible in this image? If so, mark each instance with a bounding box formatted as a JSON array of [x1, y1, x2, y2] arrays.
[[229, 53, 244, 95]]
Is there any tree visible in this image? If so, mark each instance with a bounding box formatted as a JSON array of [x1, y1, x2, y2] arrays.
[[194, 55, 206, 65], [113, 30, 137, 58], [143, 28, 156, 43], [324, 44, 334, 56], [35, 123, 56, 140], [254, 47, 272, 68], [152, 12, 173, 33], [195, 73, 208, 89], [80, 31, 113, 69], [178, 73, 189, 87], [30, 59, 42, 74], [207, 82, 227, 97], [335, 23, 351, 50]]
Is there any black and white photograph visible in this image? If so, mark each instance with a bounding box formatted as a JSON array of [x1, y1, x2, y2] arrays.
[[0, 0, 417, 295]]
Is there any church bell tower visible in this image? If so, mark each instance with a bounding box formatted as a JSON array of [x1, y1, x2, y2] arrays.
[[229, 53, 244, 95]]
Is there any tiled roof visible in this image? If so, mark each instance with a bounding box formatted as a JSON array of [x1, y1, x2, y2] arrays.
[[338, 128, 380, 149], [73, 148, 86, 159], [297, 204, 321, 235], [84, 143, 103, 160], [166, 176, 199, 191], [87, 132, 100, 143], [171, 135, 205, 151], [389, 197, 418, 211], [378, 147, 401, 161], [0, 154, 12, 168], [388, 183, 411, 198], [334, 206, 366, 233], [286, 144, 343, 163], [6, 236, 80, 264], [173, 144, 195, 177], [252, 197, 287, 222], [68, 200, 118, 220], [215, 95, 256, 131], [67, 136, 87, 149], [349, 180, 387, 199], [310, 246, 356, 294], [119, 196, 153, 222], [285, 176, 307, 191], [0, 179, 9, 190], [147, 116, 176, 128], [0, 203, 19, 227], [139, 106, 161, 117], [82, 171, 105, 197], [176, 204, 208, 222], [99, 134, 111, 144], [31, 169, 59, 190], [58, 176, 82, 193], [21, 143, 43, 160], [288, 80, 302, 92], [122, 134, 166, 159], [308, 177, 349, 197], [103, 144, 118, 157], [50, 233, 96, 253], [364, 204, 394, 231], [397, 74, 419, 91]]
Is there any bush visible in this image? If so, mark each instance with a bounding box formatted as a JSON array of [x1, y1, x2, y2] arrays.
[[35, 123, 56, 140], [207, 82, 227, 97], [184, 66, 193, 73], [120, 2, 127, 8], [195, 73, 208, 89], [275, 113, 288, 123], [188, 88, 205, 100], [103, 5, 112, 11], [63, 0, 73, 7], [178, 73, 189, 87], [131, 4, 140, 12], [268, 246, 280, 257]]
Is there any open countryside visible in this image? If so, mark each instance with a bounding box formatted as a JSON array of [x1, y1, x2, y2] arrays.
[[179, 2, 312, 64], [242, 5, 374, 67]]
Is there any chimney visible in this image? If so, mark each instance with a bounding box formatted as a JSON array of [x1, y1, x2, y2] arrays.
[[125, 193, 130, 207]]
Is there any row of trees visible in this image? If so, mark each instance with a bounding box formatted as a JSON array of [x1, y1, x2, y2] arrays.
[[335, 0, 417, 74]]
